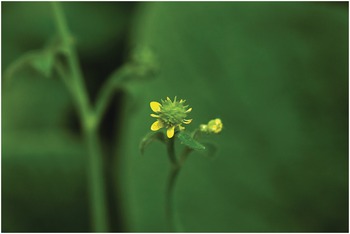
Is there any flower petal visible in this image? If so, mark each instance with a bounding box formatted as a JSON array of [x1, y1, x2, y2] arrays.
[[183, 119, 192, 124], [151, 120, 164, 131], [150, 102, 162, 112], [167, 126, 175, 138], [185, 107, 192, 113], [150, 114, 159, 118]]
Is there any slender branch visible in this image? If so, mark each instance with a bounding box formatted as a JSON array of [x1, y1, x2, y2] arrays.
[[179, 147, 193, 166], [51, 1, 90, 120], [94, 67, 128, 126], [51, 2, 109, 232], [4, 53, 36, 82], [55, 61, 74, 93]]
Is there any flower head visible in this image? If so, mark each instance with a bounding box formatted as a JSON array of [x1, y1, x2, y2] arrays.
[[150, 96, 192, 138], [200, 118, 223, 134]]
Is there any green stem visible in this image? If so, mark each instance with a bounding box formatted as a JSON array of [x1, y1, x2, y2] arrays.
[[51, 2, 109, 232], [55, 61, 73, 93], [167, 137, 177, 166], [166, 164, 180, 232], [166, 137, 179, 232], [51, 2, 90, 119], [85, 127, 109, 232], [165, 136, 194, 232], [179, 147, 192, 166], [94, 67, 128, 126]]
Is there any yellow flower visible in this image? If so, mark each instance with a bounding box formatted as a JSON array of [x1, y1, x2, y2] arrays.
[[208, 118, 223, 133], [150, 96, 192, 138], [200, 118, 223, 134]]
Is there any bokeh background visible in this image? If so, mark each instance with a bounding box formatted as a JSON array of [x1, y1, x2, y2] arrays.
[[2, 2, 348, 232]]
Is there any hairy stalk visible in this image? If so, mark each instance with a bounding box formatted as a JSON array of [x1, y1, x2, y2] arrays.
[[165, 137, 178, 232], [165, 136, 193, 232], [51, 2, 109, 232]]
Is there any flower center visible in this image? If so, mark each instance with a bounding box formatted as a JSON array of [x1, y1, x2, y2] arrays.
[[160, 101, 187, 126]]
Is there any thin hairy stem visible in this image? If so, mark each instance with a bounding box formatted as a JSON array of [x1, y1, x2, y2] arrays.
[[165, 134, 195, 232]]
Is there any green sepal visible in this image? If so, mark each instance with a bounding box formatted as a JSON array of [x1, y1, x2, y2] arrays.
[[139, 131, 166, 155], [177, 131, 206, 151]]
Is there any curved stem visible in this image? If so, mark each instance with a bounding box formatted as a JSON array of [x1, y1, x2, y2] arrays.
[[165, 135, 195, 232], [55, 61, 74, 93], [94, 67, 128, 126], [4, 52, 38, 82], [179, 147, 193, 166], [165, 137, 184, 232]]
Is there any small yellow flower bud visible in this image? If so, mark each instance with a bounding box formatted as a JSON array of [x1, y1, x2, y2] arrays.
[[207, 118, 223, 133], [200, 118, 223, 134]]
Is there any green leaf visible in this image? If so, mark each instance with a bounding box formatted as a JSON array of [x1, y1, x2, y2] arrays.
[[177, 131, 206, 151], [139, 131, 165, 155]]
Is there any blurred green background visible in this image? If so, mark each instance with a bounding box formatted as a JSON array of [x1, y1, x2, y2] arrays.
[[2, 2, 348, 232]]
